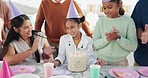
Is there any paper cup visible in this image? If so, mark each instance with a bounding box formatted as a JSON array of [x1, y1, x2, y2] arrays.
[[44, 63, 54, 78], [0, 61, 2, 69], [90, 65, 101, 78]]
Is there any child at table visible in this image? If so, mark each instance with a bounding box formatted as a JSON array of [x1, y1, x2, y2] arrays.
[[93, 0, 137, 66], [53, 1, 103, 67]]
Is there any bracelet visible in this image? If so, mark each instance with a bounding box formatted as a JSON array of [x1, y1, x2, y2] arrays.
[[118, 36, 121, 39], [117, 36, 121, 41]]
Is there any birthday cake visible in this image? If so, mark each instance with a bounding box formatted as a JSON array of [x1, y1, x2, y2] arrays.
[[67, 51, 87, 72]]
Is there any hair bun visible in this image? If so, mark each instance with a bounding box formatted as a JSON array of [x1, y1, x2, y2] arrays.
[[80, 16, 85, 23]]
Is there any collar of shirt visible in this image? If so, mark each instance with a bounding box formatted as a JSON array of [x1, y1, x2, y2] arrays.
[[51, 0, 65, 4]]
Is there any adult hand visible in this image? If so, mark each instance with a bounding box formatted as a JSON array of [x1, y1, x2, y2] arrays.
[[30, 37, 39, 52], [137, 28, 143, 39], [141, 24, 148, 44], [0, 40, 5, 47], [43, 46, 56, 56]]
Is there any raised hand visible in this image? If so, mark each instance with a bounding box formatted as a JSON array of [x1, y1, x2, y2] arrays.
[[31, 37, 39, 52], [105, 32, 112, 41], [141, 24, 148, 44], [106, 26, 120, 41], [0, 40, 4, 47], [43, 46, 56, 55]]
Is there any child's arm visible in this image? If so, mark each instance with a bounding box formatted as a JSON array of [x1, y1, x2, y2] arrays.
[[53, 60, 61, 67], [86, 39, 97, 65], [116, 19, 137, 52], [74, 1, 92, 37], [93, 20, 110, 50], [54, 36, 66, 65], [105, 27, 120, 41]]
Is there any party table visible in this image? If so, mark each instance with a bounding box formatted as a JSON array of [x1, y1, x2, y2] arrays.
[[12, 63, 148, 78]]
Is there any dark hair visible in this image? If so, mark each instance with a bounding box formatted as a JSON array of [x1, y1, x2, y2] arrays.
[[0, 14, 40, 63], [66, 16, 85, 24], [110, 0, 125, 15]]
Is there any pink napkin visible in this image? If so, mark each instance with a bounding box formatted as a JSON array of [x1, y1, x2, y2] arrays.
[[0, 58, 13, 78]]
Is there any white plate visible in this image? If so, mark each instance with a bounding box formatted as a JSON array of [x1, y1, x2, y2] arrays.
[[11, 73, 40, 78], [49, 75, 74, 78]]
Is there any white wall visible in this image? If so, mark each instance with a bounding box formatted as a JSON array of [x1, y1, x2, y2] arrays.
[[75, 0, 139, 16], [6, 0, 139, 16]]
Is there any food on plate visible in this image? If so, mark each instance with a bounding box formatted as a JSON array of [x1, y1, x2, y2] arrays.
[[19, 67, 27, 72], [113, 70, 125, 78], [20, 67, 25, 70]]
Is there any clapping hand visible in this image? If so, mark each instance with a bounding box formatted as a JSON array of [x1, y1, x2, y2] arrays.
[[105, 27, 120, 41], [141, 24, 148, 44]]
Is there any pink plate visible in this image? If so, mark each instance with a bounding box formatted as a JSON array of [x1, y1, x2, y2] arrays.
[[138, 67, 148, 76], [11, 65, 36, 75], [108, 68, 139, 78], [49, 75, 73, 78]]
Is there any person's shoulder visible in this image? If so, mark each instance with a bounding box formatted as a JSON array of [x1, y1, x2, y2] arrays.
[[122, 15, 130, 18], [122, 15, 134, 21], [81, 35, 93, 44], [98, 16, 107, 21], [35, 31, 45, 35], [96, 16, 106, 23], [10, 40, 17, 44], [83, 35, 93, 41], [60, 34, 70, 39], [41, 0, 50, 4], [9, 39, 21, 46], [60, 34, 71, 42]]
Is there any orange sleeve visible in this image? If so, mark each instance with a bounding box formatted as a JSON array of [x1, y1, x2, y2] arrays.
[[73, 1, 92, 37], [6, 5, 11, 30], [3, 2, 11, 30], [35, 1, 45, 31]]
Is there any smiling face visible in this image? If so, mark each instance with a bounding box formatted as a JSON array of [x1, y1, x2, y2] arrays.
[[14, 20, 32, 40], [66, 19, 81, 39], [102, 1, 121, 18]]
